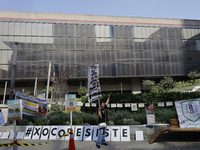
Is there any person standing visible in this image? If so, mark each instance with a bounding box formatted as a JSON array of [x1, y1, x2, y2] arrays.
[[96, 95, 110, 148]]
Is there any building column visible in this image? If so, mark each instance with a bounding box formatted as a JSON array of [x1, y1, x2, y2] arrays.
[[131, 77, 141, 94]]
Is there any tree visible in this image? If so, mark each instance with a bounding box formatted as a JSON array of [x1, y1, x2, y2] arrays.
[[33, 65, 81, 105], [142, 80, 155, 92], [42, 86, 52, 97], [159, 76, 176, 91], [187, 70, 200, 80], [78, 87, 88, 96]]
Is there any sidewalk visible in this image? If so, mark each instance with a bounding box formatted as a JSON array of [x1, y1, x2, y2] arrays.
[[1, 139, 200, 150]]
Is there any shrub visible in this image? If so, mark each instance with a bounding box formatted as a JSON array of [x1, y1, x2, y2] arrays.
[[17, 119, 29, 125], [142, 80, 155, 92], [159, 77, 176, 91], [33, 117, 47, 125], [47, 111, 67, 125]]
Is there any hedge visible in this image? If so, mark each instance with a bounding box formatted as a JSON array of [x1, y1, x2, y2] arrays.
[[80, 92, 200, 113], [15, 92, 200, 126]]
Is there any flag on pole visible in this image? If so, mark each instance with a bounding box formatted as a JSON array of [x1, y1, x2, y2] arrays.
[[88, 63, 102, 103]]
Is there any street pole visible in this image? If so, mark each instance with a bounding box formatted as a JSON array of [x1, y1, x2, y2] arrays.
[[9, 42, 18, 100], [46, 62, 51, 100], [3, 81, 7, 104], [34, 78, 37, 96], [8, 42, 18, 143]]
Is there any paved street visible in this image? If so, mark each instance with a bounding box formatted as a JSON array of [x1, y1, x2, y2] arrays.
[[1, 139, 200, 150]]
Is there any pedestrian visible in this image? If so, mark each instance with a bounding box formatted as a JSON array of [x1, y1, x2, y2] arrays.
[[96, 95, 110, 148]]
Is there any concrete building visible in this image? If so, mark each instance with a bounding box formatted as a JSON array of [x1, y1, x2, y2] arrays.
[[0, 11, 200, 100]]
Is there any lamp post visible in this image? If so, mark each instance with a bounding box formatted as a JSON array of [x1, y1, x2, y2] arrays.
[[9, 42, 18, 100]]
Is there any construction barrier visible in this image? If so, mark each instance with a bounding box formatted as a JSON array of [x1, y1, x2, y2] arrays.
[[0, 131, 72, 147]]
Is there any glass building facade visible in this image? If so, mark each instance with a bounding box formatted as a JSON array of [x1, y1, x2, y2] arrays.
[[0, 16, 200, 81]]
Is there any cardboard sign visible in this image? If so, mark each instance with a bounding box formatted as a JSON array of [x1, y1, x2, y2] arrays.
[[110, 126, 120, 141], [76, 102, 83, 106], [0, 132, 3, 139], [65, 94, 76, 111], [105, 126, 111, 141], [40, 126, 50, 140], [7, 99, 22, 121], [9, 130, 14, 139], [147, 114, 155, 124], [131, 103, 137, 111], [65, 126, 75, 140], [92, 126, 99, 141], [24, 126, 34, 139], [49, 126, 58, 140], [175, 99, 200, 128], [121, 126, 130, 141], [138, 103, 145, 107], [117, 103, 123, 108], [85, 103, 90, 107], [135, 131, 144, 141], [16, 132, 24, 139], [125, 103, 131, 107], [111, 104, 116, 108], [166, 101, 173, 106], [32, 126, 42, 140], [57, 126, 67, 140], [91, 103, 97, 107], [158, 102, 164, 107], [83, 126, 93, 141], [74, 126, 84, 141], [107, 104, 110, 108], [1, 132, 9, 139]]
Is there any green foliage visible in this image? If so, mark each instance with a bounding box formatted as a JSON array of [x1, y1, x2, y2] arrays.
[[159, 77, 176, 91], [42, 86, 52, 96], [17, 119, 29, 125], [47, 111, 68, 125], [142, 80, 155, 91], [50, 104, 65, 112], [12, 92, 200, 126], [33, 117, 47, 125], [188, 70, 200, 80], [80, 95, 88, 103], [77, 87, 88, 96], [142, 77, 175, 92], [25, 90, 31, 95], [155, 108, 177, 123]]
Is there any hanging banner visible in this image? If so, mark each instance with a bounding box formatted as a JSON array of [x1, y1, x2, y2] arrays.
[[15, 92, 48, 118], [88, 62, 102, 103], [7, 99, 22, 121], [175, 99, 200, 128], [145, 103, 155, 124]]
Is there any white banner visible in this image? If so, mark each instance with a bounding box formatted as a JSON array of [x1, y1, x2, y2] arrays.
[[88, 63, 102, 103], [175, 99, 200, 128]]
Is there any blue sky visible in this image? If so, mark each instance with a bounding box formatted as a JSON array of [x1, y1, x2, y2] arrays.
[[0, 0, 199, 20]]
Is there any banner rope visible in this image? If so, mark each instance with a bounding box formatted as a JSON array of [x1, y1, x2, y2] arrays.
[[0, 131, 73, 147]]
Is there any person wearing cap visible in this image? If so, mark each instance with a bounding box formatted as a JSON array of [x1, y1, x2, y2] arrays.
[[96, 95, 110, 148]]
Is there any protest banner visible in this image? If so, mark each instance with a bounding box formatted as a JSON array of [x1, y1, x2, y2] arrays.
[[7, 99, 22, 121], [175, 99, 200, 128], [88, 62, 102, 103], [145, 103, 155, 124], [15, 92, 48, 118]]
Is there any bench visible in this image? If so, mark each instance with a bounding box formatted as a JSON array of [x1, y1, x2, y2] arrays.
[[149, 119, 200, 144]]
